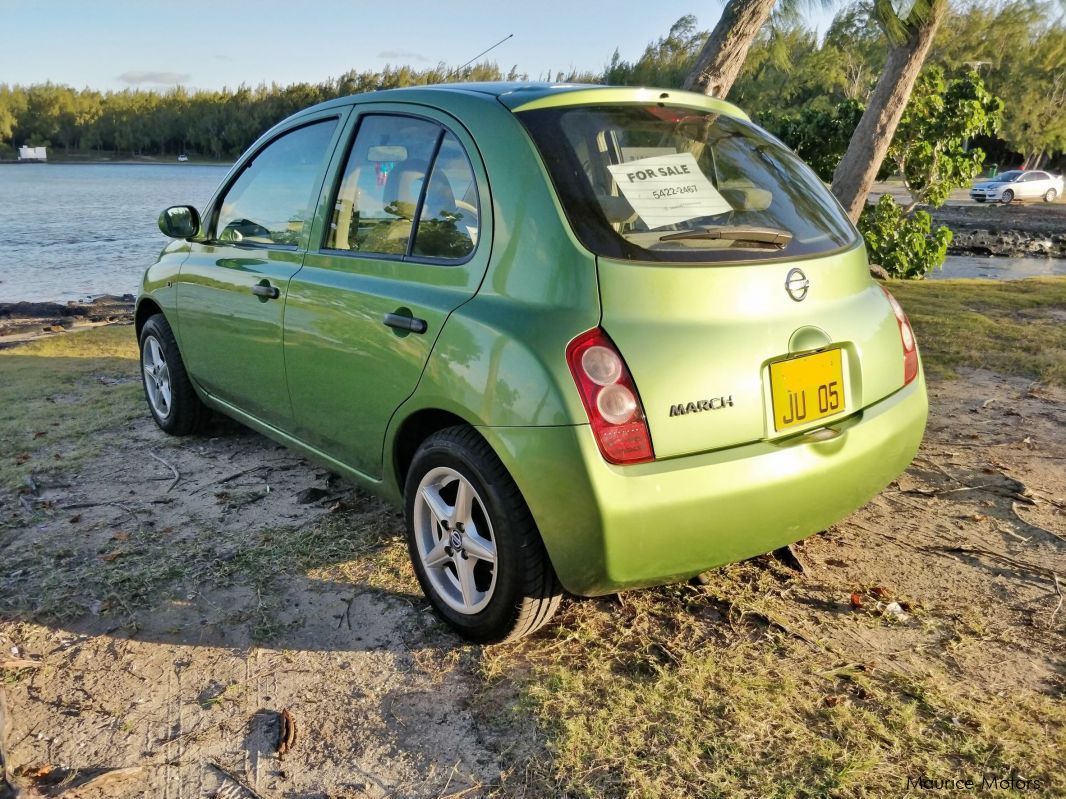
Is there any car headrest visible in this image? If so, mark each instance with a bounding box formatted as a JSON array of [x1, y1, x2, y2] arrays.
[[422, 174, 457, 222], [719, 182, 772, 212], [383, 160, 430, 208]]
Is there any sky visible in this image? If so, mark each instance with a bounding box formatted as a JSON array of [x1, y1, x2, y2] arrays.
[[0, 0, 837, 93]]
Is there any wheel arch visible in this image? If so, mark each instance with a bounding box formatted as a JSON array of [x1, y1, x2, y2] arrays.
[[386, 404, 588, 595], [389, 408, 477, 496], [135, 297, 165, 338]]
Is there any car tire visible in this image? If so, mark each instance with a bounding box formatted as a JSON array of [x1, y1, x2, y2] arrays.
[[1001, 189, 1014, 204], [1045, 189, 1058, 203], [404, 425, 562, 643], [139, 314, 208, 435]]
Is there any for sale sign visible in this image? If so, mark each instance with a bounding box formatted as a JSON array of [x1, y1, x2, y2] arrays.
[[607, 152, 732, 229]]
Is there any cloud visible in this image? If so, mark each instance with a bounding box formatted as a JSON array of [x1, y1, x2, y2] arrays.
[[117, 70, 191, 86], [376, 49, 427, 62]]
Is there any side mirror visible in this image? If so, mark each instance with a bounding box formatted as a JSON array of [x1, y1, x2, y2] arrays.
[[158, 205, 201, 239]]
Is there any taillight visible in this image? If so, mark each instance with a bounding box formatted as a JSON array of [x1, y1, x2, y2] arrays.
[[881, 286, 919, 386], [566, 328, 654, 465]]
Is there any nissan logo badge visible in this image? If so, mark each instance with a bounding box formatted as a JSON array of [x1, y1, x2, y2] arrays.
[[785, 268, 810, 302]]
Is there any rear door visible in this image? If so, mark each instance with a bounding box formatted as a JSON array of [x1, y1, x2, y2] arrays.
[[1019, 172, 1046, 198], [1032, 172, 1052, 198], [517, 102, 907, 459], [176, 113, 345, 427], [284, 105, 491, 479]]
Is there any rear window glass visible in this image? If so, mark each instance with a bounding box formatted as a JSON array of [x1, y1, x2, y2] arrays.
[[517, 105, 858, 263]]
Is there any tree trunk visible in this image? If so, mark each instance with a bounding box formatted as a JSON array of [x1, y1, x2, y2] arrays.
[[830, 1, 948, 222], [683, 0, 777, 98]]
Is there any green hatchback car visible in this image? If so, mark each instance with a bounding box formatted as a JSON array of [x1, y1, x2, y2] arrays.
[[138, 83, 927, 642]]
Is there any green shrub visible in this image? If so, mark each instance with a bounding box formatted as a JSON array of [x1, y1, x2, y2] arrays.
[[858, 195, 952, 279], [761, 99, 865, 182]]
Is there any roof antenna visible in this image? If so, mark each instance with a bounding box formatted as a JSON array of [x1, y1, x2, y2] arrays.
[[451, 34, 514, 77]]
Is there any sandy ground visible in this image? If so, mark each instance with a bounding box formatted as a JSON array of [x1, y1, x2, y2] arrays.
[[1, 368, 1064, 798]]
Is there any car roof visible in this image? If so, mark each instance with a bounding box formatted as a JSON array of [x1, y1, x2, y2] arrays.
[[298, 81, 749, 121]]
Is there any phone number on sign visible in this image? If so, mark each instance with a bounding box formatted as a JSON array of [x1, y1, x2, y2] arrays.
[[652, 184, 698, 200]]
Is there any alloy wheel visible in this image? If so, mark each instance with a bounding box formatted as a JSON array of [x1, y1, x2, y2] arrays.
[[142, 335, 173, 419], [412, 466, 498, 615]]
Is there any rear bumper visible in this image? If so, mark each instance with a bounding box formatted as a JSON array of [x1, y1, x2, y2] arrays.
[[480, 371, 927, 596]]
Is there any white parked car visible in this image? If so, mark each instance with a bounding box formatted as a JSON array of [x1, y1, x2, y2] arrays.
[[970, 169, 1063, 203]]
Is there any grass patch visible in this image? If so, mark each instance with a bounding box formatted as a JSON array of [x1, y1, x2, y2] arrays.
[[482, 562, 1065, 798], [0, 326, 141, 491], [890, 277, 1066, 386]]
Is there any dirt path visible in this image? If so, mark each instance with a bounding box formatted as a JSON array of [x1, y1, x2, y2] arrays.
[[1, 369, 1063, 797], [1, 413, 507, 797], [784, 371, 1065, 693]]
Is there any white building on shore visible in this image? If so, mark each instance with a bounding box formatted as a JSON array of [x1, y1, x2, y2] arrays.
[[17, 146, 47, 162]]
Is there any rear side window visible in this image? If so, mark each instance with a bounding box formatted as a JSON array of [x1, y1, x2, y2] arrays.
[[517, 105, 858, 263], [412, 133, 479, 259], [215, 120, 337, 247], [326, 115, 479, 261]]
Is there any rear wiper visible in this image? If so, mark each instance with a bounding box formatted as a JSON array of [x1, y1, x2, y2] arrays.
[[658, 225, 793, 248]]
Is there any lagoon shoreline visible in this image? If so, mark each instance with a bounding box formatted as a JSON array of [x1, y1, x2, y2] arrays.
[[0, 295, 134, 347], [931, 203, 1066, 258]]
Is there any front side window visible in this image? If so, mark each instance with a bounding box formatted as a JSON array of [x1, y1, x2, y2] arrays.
[[215, 120, 337, 246], [518, 105, 858, 263], [327, 116, 480, 261]]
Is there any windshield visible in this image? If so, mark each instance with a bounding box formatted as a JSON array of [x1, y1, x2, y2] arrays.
[[517, 104, 858, 263], [997, 171, 1023, 182]]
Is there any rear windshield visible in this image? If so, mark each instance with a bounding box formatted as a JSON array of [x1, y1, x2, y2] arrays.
[[518, 104, 858, 263]]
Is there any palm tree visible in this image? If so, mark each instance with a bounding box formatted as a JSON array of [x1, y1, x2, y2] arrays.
[[686, 0, 951, 222], [830, 0, 948, 221]]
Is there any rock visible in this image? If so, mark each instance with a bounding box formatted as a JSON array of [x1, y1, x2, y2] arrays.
[[932, 204, 1066, 259], [0, 296, 135, 344], [296, 487, 330, 504]]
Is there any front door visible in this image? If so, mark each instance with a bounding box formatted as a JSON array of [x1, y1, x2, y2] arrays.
[[284, 107, 490, 479], [176, 114, 344, 427]]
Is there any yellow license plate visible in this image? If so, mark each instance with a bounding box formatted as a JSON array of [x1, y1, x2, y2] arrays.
[[770, 349, 845, 431]]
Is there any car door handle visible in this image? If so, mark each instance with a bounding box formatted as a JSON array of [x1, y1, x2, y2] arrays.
[[383, 312, 428, 334], [251, 283, 280, 299]]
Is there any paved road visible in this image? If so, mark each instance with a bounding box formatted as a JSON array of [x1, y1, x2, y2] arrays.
[[870, 180, 1064, 207]]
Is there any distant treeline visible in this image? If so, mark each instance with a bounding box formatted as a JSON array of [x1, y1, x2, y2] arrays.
[[0, 63, 598, 160], [1, 2, 1062, 168]]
